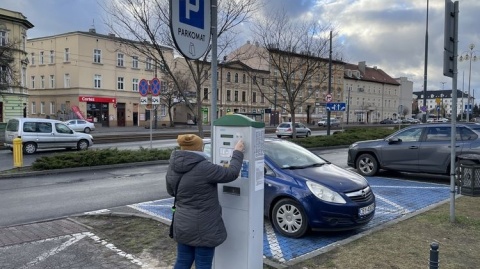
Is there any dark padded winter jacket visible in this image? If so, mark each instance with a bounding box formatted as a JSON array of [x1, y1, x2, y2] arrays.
[[166, 149, 244, 247]]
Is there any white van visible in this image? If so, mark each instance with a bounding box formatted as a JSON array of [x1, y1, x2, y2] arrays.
[[4, 118, 94, 154]]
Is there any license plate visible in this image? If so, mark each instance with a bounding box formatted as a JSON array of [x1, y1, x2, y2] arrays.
[[359, 203, 375, 216]]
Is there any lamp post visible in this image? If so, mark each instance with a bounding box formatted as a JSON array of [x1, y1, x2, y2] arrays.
[[459, 43, 478, 122], [346, 86, 351, 124]]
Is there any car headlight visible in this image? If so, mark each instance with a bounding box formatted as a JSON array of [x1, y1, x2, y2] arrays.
[[306, 181, 346, 204]]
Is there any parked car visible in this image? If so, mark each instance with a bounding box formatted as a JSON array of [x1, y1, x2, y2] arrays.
[[204, 139, 376, 238], [402, 118, 420, 124], [347, 123, 480, 176], [64, 119, 96, 133], [380, 119, 394, 124], [4, 118, 94, 154], [318, 118, 340, 127], [276, 122, 311, 138]]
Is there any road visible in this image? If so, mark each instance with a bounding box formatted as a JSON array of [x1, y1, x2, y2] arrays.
[[0, 145, 345, 228]]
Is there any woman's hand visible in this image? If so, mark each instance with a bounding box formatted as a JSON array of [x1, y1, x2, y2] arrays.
[[234, 139, 245, 153]]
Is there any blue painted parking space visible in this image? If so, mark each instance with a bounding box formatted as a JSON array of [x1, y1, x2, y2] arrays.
[[128, 176, 450, 267]]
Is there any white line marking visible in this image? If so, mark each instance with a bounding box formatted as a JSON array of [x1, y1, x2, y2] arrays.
[[19, 233, 86, 269], [374, 194, 410, 214], [84, 232, 144, 267], [264, 222, 285, 263]]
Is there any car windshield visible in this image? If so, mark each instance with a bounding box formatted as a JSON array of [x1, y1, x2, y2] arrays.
[[264, 140, 327, 169]]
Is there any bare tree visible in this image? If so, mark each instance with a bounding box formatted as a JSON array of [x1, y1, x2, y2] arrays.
[[402, 107, 410, 119], [162, 70, 193, 127], [0, 39, 23, 95], [102, 0, 259, 137], [232, 9, 339, 137]]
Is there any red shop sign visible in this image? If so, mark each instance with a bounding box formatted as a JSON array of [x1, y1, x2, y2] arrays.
[[79, 96, 117, 103]]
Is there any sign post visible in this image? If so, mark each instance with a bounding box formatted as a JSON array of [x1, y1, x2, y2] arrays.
[[139, 78, 162, 148]]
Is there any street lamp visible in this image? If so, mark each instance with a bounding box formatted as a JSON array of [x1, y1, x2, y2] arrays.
[[459, 43, 478, 122]]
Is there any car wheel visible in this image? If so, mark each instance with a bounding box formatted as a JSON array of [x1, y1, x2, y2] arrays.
[[77, 139, 89, 151], [23, 142, 37, 154], [306, 131, 311, 137], [277, 135, 281, 138], [272, 198, 308, 238], [84, 127, 91, 133], [356, 153, 379, 176]]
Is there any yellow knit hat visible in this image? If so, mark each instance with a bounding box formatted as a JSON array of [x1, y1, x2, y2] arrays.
[[177, 134, 203, 151]]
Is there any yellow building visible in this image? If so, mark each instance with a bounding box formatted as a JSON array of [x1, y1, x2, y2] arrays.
[[0, 8, 34, 123], [26, 29, 174, 127]]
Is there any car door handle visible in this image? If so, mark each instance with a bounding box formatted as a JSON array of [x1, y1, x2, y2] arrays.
[[448, 146, 460, 148], [409, 146, 418, 149]]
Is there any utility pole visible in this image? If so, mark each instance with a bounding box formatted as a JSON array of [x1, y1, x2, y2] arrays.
[[422, 0, 429, 123]]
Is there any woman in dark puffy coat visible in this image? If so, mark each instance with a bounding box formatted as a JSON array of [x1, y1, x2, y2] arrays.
[[166, 134, 245, 269]]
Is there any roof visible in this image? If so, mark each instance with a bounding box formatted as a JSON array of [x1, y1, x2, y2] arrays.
[[0, 8, 34, 29], [412, 89, 470, 99], [344, 63, 400, 86]]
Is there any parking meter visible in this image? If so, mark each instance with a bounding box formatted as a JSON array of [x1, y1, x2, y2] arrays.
[[212, 114, 265, 269]]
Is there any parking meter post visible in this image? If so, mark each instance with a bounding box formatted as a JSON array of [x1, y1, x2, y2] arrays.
[[429, 242, 439, 269], [13, 138, 23, 168], [213, 114, 264, 269]]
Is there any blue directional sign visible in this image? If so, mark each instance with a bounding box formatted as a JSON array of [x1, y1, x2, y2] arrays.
[[326, 102, 346, 111], [465, 104, 472, 113]]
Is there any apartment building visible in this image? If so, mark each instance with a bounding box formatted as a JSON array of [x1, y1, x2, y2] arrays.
[[413, 89, 470, 117], [0, 8, 34, 123], [344, 62, 402, 124], [228, 41, 346, 125], [26, 29, 174, 127]]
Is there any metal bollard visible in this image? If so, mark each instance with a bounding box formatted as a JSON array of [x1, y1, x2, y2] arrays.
[[13, 137, 23, 168], [429, 242, 439, 269]]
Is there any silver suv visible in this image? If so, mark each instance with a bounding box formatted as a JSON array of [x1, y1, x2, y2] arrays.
[[347, 123, 480, 176], [4, 118, 94, 154]]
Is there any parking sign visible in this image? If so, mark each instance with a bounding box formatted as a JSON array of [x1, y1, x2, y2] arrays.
[[170, 0, 211, 60]]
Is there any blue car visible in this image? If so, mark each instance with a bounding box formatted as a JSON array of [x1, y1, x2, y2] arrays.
[[205, 139, 375, 238]]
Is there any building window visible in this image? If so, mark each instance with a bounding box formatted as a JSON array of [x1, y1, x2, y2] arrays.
[[117, 53, 124, 67], [49, 75, 55, 88], [160, 104, 167, 116], [41, 75, 45, 89], [227, 90, 231, 101], [50, 50, 55, 64], [31, 53, 35, 65], [261, 78, 265, 85], [253, 75, 256, 83], [242, 91, 246, 102], [234, 90, 239, 102], [0, 31, 6, 46], [117, 77, 124, 90], [93, 49, 101, 63], [0, 65, 8, 84], [40, 102, 45, 114], [64, 74, 70, 88], [132, 56, 139, 68], [40, 51, 44, 64], [203, 88, 209, 100], [31, 102, 36, 114], [94, 74, 102, 88], [243, 74, 246, 84], [204, 70, 208, 80], [132, 78, 139, 92], [253, 92, 257, 103], [234, 73, 238, 83], [227, 72, 231, 82], [31, 76, 35, 89], [146, 57, 152, 70], [64, 48, 70, 62], [261, 93, 265, 103], [50, 102, 55, 115]]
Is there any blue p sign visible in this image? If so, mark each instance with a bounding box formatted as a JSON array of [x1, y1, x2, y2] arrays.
[[180, 0, 204, 29]]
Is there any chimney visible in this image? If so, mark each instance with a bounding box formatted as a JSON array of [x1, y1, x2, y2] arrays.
[[358, 61, 366, 73], [108, 33, 115, 37], [89, 28, 96, 33]]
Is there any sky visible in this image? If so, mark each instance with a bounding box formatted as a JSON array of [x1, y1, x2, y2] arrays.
[[2, 0, 480, 102]]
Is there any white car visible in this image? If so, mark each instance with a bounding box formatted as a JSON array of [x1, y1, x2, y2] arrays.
[[318, 118, 340, 127], [64, 119, 95, 133]]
